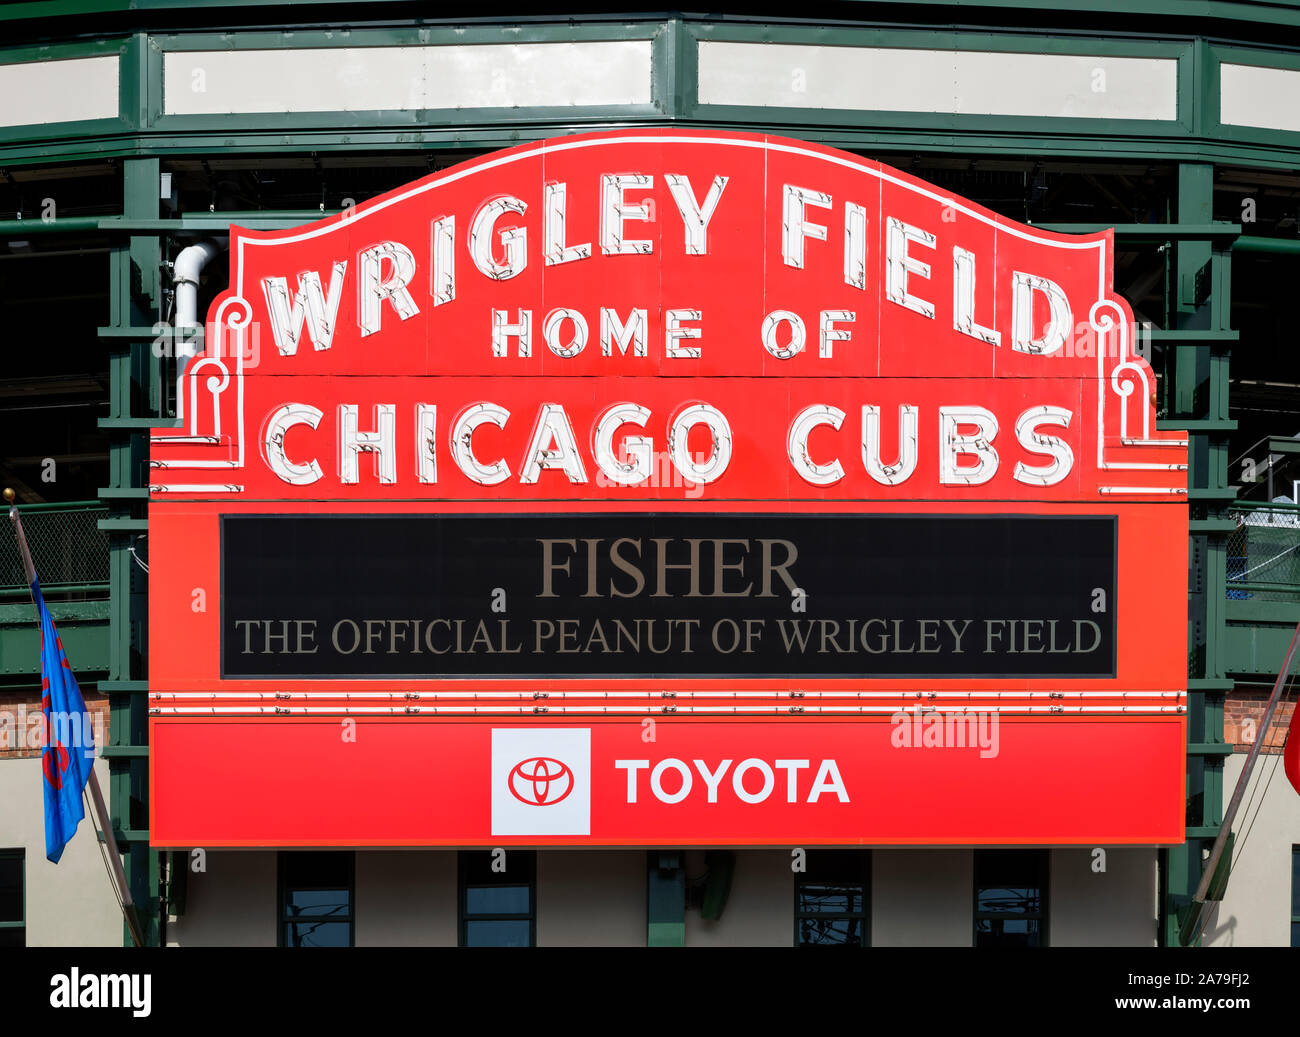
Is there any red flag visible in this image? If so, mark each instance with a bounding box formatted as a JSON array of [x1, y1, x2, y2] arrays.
[[1286, 701, 1300, 797]]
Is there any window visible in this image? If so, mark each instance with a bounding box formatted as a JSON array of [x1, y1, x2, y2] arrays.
[[0, 850, 22, 948], [974, 849, 1048, 947], [278, 851, 354, 947], [1292, 846, 1300, 948], [459, 850, 535, 947], [795, 850, 870, 946]]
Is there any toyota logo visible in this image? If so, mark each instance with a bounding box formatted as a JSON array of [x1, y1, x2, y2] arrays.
[[509, 756, 574, 806]]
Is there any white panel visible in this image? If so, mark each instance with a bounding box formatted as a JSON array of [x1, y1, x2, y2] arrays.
[[698, 42, 1178, 121], [164, 41, 652, 116], [1221, 63, 1300, 132], [1049, 847, 1157, 946], [0, 56, 118, 127]]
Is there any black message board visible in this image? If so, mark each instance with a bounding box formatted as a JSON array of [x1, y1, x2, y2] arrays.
[[221, 514, 1116, 679]]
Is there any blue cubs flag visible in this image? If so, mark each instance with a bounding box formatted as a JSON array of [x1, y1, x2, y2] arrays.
[[33, 577, 95, 863]]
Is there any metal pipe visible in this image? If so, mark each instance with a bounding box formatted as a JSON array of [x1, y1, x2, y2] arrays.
[[173, 240, 221, 333]]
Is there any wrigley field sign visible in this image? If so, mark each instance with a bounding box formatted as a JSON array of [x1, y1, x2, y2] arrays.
[[149, 130, 1188, 848]]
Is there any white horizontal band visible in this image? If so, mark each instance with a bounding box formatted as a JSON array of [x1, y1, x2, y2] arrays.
[[150, 703, 1184, 716]]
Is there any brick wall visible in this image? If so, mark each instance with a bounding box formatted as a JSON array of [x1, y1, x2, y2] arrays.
[[1224, 688, 1295, 753], [0, 687, 110, 759]]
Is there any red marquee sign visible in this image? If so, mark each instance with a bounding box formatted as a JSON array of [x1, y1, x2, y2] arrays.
[[148, 130, 1187, 848]]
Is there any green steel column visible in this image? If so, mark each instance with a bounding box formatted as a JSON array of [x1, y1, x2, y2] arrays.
[[103, 154, 161, 947], [647, 851, 686, 947], [1162, 164, 1235, 946]]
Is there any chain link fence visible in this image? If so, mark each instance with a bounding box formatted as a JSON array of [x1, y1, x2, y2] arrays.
[[0, 504, 110, 594], [1226, 504, 1300, 602]]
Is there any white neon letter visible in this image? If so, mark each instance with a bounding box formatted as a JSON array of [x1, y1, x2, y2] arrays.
[[788, 405, 845, 486], [261, 261, 347, 355], [451, 403, 511, 486], [358, 243, 419, 337], [886, 218, 936, 320], [1012, 272, 1072, 355], [600, 308, 648, 358], [601, 174, 654, 256], [542, 308, 588, 358], [1014, 405, 1074, 486], [668, 404, 732, 485], [262, 404, 323, 484], [544, 182, 591, 266], [953, 246, 1001, 346], [861, 405, 919, 486], [665, 174, 728, 255], [594, 403, 653, 486], [417, 403, 437, 484], [939, 406, 1000, 485], [520, 403, 588, 484], [470, 196, 528, 280], [339, 404, 397, 484], [431, 216, 455, 306], [491, 309, 532, 358], [782, 184, 831, 269]]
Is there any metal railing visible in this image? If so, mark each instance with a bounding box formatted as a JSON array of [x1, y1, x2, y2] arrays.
[[0, 501, 109, 599], [1226, 502, 1300, 602]]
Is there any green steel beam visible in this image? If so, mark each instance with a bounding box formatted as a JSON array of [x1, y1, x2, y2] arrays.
[[100, 745, 148, 758], [1224, 621, 1300, 674], [1149, 330, 1239, 344], [1234, 236, 1300, 255], [0, 583, 106, 600], [0, 216, 1249, 244], [1188, 742, 1236, 756], [1037, 224, 1240, 241], [98, 679, 148, 693], [0, 0, 1294, 29], [1, 21, 1300, 172], [0, 601, 109, 676], [0, 214, 343, 237], [13, 129, 1300, 173]]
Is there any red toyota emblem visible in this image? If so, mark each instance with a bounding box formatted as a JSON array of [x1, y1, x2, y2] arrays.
[[508, 757, 574, 806]]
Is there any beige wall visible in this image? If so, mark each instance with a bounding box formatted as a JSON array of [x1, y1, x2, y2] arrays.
[[872, 849, 973, 946], [0, 756, 122, 946], [152, 843, 1189, 947], [356, 850, 457, 946], [167, 850, 276, 947], [874, 848, 1157, 947], [685, 849, 792, 947], [538, 850, 644, 946], [1050, 847, 1157, 946], [1205, 753, 1300, 947]]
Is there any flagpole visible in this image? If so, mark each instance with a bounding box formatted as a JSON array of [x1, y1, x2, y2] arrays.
[[5, 488, 145, 948]]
